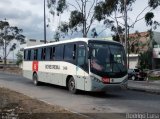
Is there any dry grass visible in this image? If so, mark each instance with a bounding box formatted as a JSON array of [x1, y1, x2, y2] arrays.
[[0, 87, 88, 119]]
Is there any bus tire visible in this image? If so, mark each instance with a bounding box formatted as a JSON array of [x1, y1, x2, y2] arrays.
[[33, 73, 39, 86], [68, 77, 77, 94]]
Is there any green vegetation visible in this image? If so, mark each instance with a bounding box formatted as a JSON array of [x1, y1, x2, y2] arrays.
[[47, 0, 99, 39], [148, 76, 160, 80], [0, 19, 25, 65], [145, 0, 160, 29], [47, 0, 160, 42], [16, 51, 23, 66], [138, 51, 152, 70]]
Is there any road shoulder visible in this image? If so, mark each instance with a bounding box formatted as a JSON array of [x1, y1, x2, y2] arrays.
[[128, 80, 160, 94], [0, 87, 88, 119]]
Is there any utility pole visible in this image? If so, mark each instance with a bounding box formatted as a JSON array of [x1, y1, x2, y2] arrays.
[[128, 25, 130, 69], [124, 0, 128, 67], [4, 18, 7, 65], [82, 0, 84, 37], [44, 0, 47, 44]]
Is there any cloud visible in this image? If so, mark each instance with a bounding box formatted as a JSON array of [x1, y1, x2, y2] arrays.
[[0, 8, 31, 19], [0, 0, 12, 6], [0, 0, 54, 40], [27, 0, 43, 6]]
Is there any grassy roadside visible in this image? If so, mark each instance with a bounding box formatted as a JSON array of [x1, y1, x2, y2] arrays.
[[0, 87, 88, 119], [0, 67, 22, 75], [148, 76, 160, 81]]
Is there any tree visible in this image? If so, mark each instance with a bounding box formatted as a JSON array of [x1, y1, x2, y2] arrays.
[[94, 0, 157, 44], [94, 0, 136, 44], [148, 0, 160, 9], [145, 0, 160, 29], [93, 0, 159, 69], [54, 31, 60, 41], [138, 51, 152, 69], [0, 19, 25, 65], [47, 0, 100, 38], [16, 51, 23, 66]]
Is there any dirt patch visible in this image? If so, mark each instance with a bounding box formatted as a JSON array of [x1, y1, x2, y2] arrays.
[[0, 87, 88, 119], [0, 67, 22, 75]]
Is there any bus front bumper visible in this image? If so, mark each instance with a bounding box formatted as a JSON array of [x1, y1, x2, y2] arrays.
[[99, 78, 128, 91]]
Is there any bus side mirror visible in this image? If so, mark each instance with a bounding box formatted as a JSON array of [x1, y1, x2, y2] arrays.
[[73, 44, 76, 60], [88, 55, 91, 59], [88, 47, 91, 59], [72, 51, 75, 59]]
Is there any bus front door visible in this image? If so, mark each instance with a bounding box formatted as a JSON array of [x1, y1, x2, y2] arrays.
[[76, 44, 87, 90]]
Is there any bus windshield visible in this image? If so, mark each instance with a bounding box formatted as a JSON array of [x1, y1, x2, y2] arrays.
[[90, 42, 127, 78]]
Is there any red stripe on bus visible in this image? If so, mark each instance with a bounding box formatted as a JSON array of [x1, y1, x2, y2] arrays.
[[32, 61, 38, 72]]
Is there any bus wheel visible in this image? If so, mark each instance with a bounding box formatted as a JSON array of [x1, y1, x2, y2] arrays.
[[68, 77, 77, 94], [33, 73, 39, 86]]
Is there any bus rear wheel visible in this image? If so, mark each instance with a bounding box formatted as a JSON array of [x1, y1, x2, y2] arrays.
[[33, 73, 39, 86], [68, 77, 77, 94]]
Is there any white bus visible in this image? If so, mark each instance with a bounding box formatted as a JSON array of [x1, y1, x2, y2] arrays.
[[23, 38, 128, 93]]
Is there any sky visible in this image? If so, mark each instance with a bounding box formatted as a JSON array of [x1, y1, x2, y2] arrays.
[[0, 0, 160, 41]]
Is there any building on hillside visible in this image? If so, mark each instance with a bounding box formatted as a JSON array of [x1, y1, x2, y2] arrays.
[[153, 45, 160, 69], [128, 31, 160, 69], [129, 31, 150, 54], [19, 39, 55, 51]]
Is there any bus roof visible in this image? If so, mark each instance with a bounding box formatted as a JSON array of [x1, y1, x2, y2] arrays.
[[24, 38, 122, 49]]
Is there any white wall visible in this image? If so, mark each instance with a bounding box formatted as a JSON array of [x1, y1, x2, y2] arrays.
[[128, 54, 139, 69]]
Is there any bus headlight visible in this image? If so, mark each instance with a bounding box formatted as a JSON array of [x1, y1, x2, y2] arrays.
[[90, 76, 101, 83]]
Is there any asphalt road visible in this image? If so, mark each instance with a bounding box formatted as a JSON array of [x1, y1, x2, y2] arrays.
[[0, 72, 160, 119]]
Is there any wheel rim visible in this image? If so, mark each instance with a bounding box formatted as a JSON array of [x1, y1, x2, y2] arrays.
[[132, 76, 135, 80], [34, 79, 37, 85], [33, 75, 37, 85], [69, 79, 75, 91]]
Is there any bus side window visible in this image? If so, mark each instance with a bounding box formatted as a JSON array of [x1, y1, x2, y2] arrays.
[[46, 47, 50, 61], [38, 48, 41, 61], [44, 48, 46, 60], [73, 44, 76, 60], [24, 50, 28, 61], [41, 48, 46, 60], [24, 50, 26, 60], [50, 47, 55, 60], [77, 44, 87, 69], [31, 49, 34, 61], [27, 50, 31, 61], [41, 48, 43, 60], [49, 47, 52, 60], [64, 44, 76, 62], [55, 45, 63, 61], [34, 49, 38, 60]]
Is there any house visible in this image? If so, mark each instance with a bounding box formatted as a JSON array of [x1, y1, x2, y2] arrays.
[[152, 32, 160, 69], [129, 31, 160, 69], [128, 31, 150, 54], [20, 39, 55, 51]]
